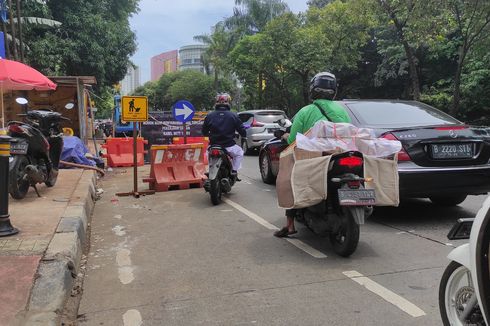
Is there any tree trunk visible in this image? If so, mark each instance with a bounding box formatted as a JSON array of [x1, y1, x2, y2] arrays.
[[302, 73, 309, 105], [15, 0, 23, 62], [451, 46, 467, 117], [7, 0, 18, 60], [214, 68, 219, 92], [1, 19, 10, 59], [402, 40, 420, 100]]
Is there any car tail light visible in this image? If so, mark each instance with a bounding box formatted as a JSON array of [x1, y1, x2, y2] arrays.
[[8, 124, 25, 134], [251, 119, 264, 127], [210, 149, 221, 157], [381, 133, 411, 161], [338, 156, 363, 168]]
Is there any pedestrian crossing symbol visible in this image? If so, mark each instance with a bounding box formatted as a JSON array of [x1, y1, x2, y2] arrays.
[[122, 96, 148, 122]]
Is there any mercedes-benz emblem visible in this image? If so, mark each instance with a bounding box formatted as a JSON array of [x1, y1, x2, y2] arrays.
[[449, 130, 458, 138]]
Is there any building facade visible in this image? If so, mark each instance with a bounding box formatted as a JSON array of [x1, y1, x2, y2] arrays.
[[121, 65, 141, 95], [178, 45, 208, 73], [150, 50, 179, 81]]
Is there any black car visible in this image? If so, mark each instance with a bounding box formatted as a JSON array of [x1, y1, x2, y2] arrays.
[[259, 100, 490, 206]]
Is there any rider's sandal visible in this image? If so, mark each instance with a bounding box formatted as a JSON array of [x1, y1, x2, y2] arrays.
[[274, 227, 297, 238]]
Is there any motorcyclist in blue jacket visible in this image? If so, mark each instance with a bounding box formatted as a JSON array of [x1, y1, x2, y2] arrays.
[[202, 93, 247, 176]]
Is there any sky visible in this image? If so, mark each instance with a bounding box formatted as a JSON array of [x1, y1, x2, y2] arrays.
[[130, 0, 310, 83]]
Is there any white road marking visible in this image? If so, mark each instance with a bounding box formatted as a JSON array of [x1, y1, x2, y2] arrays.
[[123, 309, 143, 326], [223, 198, 327, 259], [112, 225, 126, 236], [116, 248, 134, 285], [114, 214, 122, 219], [343, 270, 426, 318]]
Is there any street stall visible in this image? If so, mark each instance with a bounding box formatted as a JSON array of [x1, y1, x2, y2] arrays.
[[1, 76, 97, 144]]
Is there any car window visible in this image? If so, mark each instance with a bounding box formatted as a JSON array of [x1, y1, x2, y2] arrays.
[[345, 101, 461, 128], [254, 112, 287, 124], [238, 113, 251, 123]]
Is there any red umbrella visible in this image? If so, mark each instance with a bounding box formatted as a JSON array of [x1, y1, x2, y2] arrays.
[[0, 59, 57, 129]]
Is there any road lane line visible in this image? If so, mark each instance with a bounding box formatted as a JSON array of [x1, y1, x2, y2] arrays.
[[223, 198, 327, 259], [343, 270, 426, 318], [123, 309, 142, 326]]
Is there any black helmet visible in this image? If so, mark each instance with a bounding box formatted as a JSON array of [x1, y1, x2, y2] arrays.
[[309, 72, 337, 100]]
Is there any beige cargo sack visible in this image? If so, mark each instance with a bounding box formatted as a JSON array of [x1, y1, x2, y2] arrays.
[[363, 155, 400, 206]]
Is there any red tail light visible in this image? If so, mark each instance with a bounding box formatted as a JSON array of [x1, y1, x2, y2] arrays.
[[381, 133, 411, 161], [251, 119, 264, 127], [8, 124, 25, 134], [210, 149, 221, 157], [338, 156, 363, 168]]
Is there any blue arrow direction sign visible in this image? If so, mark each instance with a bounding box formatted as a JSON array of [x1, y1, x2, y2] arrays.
[[172, 100, 195, 123]]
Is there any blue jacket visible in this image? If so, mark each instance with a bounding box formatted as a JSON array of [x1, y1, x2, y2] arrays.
[[202, 105, 246, 147]]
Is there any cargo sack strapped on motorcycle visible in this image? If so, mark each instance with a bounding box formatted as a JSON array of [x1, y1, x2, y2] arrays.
[[277, 120, 401, 209]]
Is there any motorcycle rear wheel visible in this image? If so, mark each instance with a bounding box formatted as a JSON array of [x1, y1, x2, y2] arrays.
[[439, 261, 483, 326], [9, 155, 30, 200], [329, 207, 360, 257], [210, 177, 222, 205]]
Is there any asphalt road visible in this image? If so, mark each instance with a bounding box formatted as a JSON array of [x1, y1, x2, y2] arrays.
[[77, 155, 487, 326]]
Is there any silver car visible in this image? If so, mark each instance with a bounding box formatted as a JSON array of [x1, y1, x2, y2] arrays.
[[238, 110, 288, 155]]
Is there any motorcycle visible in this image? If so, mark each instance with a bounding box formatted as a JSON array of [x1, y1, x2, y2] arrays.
[[274, 122, 374, 257], [439, 195, 490, 326], [204, 145, 238, 205], [7, 98, 70, 199]]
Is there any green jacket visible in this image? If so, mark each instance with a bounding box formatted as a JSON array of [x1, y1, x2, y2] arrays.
[[287, 99, 352, 144]]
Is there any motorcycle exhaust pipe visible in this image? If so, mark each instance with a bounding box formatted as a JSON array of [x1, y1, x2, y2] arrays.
[[25, 165, 45, 183]]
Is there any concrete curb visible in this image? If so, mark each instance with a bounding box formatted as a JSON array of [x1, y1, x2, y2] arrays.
[[23, 170, 97, 325]]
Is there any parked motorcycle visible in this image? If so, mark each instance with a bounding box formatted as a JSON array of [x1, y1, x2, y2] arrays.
[[204, 145, 238, 205], [439, 195, 490, 326], [8, 98, 70, 199], [274, 123, 374, 257]]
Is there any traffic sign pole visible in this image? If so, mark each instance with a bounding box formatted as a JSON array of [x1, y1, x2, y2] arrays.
[[116, 96, 155, 198], [183, 122, 187, 144]]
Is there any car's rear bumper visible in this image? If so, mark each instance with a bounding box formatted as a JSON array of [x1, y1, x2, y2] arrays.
[[399, 165, 490, 197]]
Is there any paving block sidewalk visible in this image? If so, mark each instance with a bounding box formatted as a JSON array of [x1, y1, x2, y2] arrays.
[[0, 169, 97, 326]]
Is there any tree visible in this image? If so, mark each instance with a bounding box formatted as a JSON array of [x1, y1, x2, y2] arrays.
[[307, 0, 332, 9], [374, 0, 443, 100], [194, 22, 234, 91], [445, 0, 490, 115], [22, 0, 139, 89]]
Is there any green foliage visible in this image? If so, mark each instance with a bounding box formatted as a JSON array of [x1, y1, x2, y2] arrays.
[[22, 0, 139, 90], [131, 70, 235, 112]]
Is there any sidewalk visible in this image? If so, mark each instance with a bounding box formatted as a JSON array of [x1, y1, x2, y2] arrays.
[[0, 169, 96, 326]]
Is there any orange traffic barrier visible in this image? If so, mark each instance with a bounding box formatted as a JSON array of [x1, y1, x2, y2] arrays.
[[143, 143, 206, 192], [173, 137, 209, 164], [101, 137, 147, 168]]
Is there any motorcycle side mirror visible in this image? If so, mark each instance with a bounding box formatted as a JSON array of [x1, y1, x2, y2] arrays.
[[65, 102, 75, 110], [16, 97, 28, 105]]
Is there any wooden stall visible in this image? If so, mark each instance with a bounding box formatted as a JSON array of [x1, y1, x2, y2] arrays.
[[2, 76, 97, 144]]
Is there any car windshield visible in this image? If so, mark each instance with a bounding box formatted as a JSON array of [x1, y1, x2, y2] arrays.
[[255, 112, 286, 124], [345, 101, 461, 128]]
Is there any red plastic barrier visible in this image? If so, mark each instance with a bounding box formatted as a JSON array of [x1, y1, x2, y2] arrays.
[[101, 137, 147, 168], [143, 143, 206, 192], [173, 137, 209, 164]]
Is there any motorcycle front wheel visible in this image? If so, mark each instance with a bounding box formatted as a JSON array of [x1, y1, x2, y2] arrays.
[[329, 207, 360, 257], [209, 177, 222, 206], [439, 261, 484, 326], [9, 155, 30, 200]]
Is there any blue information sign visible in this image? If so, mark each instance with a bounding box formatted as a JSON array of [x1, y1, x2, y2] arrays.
[[172, 100, 195, 123]]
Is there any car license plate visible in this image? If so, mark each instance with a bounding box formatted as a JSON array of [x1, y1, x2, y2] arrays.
[[338, 189, 376, 206], [10, 143, 28, 154], [431, 143, 473, 159]]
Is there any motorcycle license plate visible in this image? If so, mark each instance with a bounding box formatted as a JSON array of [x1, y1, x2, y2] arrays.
[[10, 143, 28, 154], [338, 189, 376, 206]]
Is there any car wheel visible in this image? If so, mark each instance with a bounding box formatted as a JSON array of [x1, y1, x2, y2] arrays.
[[430, 195, 467, 206], [242, 140, 252, 155], [259, 152, 275, 184]]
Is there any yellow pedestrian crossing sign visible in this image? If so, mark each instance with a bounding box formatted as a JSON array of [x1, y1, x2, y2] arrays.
[[122, 96, 148, 122]]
